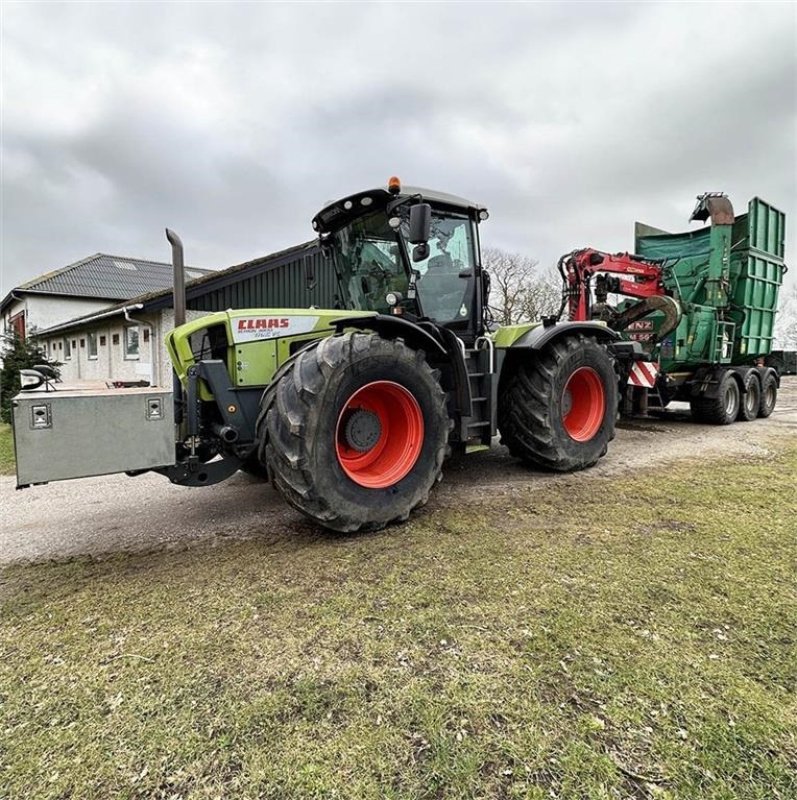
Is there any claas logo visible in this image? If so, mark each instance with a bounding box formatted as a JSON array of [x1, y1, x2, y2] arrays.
[[237, 318, 290, 331]]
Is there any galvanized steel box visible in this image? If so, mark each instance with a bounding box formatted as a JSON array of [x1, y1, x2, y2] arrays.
[[12, 388, 175, 487]]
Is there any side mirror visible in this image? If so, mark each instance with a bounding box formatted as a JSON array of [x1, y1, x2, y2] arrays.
[[409, 203, 432, 244], [304, 255, 316, 290], [481, 270, 491, 303]]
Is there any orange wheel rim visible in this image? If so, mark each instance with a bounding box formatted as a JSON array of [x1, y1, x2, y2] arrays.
[[562, 367, 605, 442], [335, 380, 424, 488]]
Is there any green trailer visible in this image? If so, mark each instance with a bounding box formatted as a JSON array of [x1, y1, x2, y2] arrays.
[[635, 195, 786, 372], [560, 193, 786, 424]]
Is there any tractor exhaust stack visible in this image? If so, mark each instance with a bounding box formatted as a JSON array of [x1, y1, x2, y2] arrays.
[[166, 228, 186, 327]]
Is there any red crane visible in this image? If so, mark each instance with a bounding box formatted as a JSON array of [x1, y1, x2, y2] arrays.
[[558, 248, 680, 341]]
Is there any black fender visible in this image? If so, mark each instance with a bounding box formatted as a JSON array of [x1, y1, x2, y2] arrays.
[[332, 314, 448, 359], [689, 366, 744, 399], [333, 314, 472, 425], [513, 321, 620, 350]]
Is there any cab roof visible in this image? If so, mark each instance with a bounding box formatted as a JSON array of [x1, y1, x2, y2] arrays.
[[312, 185, 488, 235]]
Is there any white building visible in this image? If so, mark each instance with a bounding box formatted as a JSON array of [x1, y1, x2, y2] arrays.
[[1, 252, 212, 343]]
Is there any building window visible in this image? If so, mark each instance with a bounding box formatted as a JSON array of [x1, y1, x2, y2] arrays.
[[124, 326, 140, 359], [88, 331, 98, 359], [80, 338, 85, 348], [64, 338, 72, 360], [100, 335, 107, 346], [143, 328, 150, 343], [10, 311, 25, 339], [112, 333, 120, 345]]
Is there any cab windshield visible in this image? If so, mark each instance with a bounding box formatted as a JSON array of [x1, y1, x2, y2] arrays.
[[333, 208, 476, 324], [333, 212, 408, 315]]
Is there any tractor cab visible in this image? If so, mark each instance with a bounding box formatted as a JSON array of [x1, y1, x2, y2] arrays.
[[312, 178, 490, 344]]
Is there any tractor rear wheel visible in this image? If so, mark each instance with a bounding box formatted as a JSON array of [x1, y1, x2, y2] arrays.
[[758, 372, 777, 418], [257, 332, 449, 532], [497, 335, 617, 472], [737, 372, 761, 422]]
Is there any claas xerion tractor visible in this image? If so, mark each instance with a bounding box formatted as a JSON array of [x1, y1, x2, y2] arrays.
[[14, 177, 630, 532]]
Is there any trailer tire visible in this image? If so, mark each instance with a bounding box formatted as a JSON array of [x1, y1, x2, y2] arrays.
[[497, 335, 616, 472], [257, 332, 449, 533], [690, 370, 740, 425], [737, 372, 761, 422], [758, 372, 777, 418]]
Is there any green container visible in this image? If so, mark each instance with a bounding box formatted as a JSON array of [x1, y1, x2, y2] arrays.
[[635, 197, 786, 371], [727, 199, 786, 360]]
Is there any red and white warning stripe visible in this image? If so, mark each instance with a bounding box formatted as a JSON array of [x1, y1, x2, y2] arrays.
[[628, 360, 659, 389]]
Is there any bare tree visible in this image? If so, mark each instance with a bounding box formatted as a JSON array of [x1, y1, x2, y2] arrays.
[[482, 247, 561, 326]]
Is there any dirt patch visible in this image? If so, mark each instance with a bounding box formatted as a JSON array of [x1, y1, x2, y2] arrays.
[[1, 378, 795, 565]]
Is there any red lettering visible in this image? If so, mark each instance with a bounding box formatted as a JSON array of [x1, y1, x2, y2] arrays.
[[238, 320, 246, 330], [280, 318, 290, 328]]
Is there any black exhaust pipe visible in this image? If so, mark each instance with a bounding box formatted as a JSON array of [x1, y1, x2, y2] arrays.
[[166, 228, 186, 327], [213, 423, 239, 444]]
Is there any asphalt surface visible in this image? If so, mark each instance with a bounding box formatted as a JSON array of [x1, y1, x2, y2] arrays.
[[2, 377, 795, 565]]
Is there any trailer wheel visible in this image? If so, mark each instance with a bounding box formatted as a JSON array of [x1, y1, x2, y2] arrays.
[[737, 372, 761, 422], [497, 335, 617, 472], [758, 372, 778, 418], [690, 370, 740, 425], [257, 332, 449, 533]]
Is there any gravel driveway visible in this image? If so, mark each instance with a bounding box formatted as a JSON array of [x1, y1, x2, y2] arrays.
[[2, 377, 795, 565]]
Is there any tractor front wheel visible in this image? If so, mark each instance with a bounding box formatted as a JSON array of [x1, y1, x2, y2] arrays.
[[257, 332, 449, 532], [498, 335, 617, 471]]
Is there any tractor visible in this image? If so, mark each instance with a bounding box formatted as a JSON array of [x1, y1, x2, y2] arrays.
[[162, 178, 622, 531], [14, 178, 627, 533]]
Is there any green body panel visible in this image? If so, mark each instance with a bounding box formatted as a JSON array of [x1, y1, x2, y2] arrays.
[[166, 309, 376, 399], [636, 197, 786, 372], [491, 322, 542, 348]]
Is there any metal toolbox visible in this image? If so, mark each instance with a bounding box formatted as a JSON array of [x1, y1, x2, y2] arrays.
[[12, 388, 175, 487]]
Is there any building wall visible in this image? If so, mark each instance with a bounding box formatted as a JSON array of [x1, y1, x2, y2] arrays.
[[42, 308, 211, 388], [2, 295, 113, 337]]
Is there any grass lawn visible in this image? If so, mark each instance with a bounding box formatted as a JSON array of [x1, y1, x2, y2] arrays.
[[1, 443, 795, 799], [0, 423, 15, 475]]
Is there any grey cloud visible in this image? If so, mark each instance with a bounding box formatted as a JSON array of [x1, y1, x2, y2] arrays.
[[1, 2, 794, 295]]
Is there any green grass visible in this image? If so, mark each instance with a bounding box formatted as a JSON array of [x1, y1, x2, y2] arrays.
[[0, 423, 15, 474], [1, 444, 795, 799]]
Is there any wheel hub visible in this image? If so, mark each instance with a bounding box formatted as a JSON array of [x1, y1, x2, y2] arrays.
[[343, 408, 382, 452]]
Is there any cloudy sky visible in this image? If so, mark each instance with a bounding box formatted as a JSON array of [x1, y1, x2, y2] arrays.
[[1, 1, 795, 295]]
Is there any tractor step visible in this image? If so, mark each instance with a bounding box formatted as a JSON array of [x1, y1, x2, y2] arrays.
[[465, 443, 491, 454], [460, 346, 496, 446]]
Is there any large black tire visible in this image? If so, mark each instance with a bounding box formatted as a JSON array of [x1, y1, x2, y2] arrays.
[[497, 335, 617, 472], [690, 370, 740, 424], [256, 332, 449, 533], [758, 372, 778, 418], [737, 371, 761, 422]]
